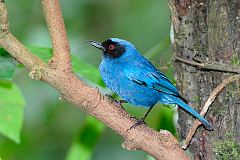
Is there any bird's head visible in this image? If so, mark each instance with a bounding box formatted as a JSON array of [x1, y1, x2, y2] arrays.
[[87, 38, 138, 59]]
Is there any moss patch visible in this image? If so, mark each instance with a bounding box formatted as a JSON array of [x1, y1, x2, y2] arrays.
[[213, 135, 240, 160], [231, 54, 240, 66]]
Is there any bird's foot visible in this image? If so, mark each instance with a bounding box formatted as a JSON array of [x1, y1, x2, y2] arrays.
[[105, 94, 114, 101], [127, 118, 146, 131], [105, 94, 127, 110], [116, 100, 128, 110]]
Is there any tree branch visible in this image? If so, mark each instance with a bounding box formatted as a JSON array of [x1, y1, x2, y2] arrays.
[[174, 56, 240, 74], [42, 0, 71, 72], [182, 75, 240, 149], [0, 1, 189, 159]]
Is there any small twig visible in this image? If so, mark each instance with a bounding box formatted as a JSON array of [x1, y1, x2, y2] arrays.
[[182, 75, 240, 149], [174, 57, 240, 74], [42, 0, 71, 72]]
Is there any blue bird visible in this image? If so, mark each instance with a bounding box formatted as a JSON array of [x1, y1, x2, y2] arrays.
[[87, 38, 213, 131]]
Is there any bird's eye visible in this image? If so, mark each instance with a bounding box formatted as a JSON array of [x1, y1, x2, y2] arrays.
[[109, 44, 115, 50]]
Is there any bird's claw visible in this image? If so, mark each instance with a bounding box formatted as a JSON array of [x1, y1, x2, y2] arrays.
[[105, 94, 114, 101], [105, 94, 118, 104], [105, 94, 127, 110], [116, 100, 125, 109], [127, 118, 146, 131]]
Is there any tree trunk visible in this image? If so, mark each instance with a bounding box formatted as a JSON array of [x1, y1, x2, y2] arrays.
[[169, 0, 240, 159]]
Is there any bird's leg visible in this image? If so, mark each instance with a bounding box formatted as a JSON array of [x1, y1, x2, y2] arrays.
[[105, 94, 127, 110], [116, 100, 128, 110], [128, 105, 154, 130]]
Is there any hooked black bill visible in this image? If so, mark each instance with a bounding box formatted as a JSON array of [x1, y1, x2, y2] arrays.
[[87, 40, 105, 51]]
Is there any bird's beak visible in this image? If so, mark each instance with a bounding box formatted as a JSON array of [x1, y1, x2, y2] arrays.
[[87, 40, 105, 51]]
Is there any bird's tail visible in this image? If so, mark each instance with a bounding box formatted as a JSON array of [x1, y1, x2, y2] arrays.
[[174, 97, 214, 131]]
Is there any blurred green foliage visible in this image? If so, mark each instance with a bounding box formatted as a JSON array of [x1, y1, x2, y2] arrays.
[[0, 80, 25, 143], [0, 0, 173, 160], [66, 117, 105, 160]]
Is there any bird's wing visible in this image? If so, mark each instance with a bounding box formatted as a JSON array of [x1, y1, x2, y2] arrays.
[[126, 60, 179, 96]]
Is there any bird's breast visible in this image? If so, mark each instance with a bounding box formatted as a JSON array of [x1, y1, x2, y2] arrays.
[[99, 61, 123, 93]]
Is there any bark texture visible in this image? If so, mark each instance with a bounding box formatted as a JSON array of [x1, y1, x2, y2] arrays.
[[170, 0, 240, 159]]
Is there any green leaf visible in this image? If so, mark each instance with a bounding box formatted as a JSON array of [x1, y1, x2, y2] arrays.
[[27, 47, 52, 63], [66, 116, 105, 160], [0, 48, 17, 80], [0, 80, 25, 143], [27, 46, 104, 86]]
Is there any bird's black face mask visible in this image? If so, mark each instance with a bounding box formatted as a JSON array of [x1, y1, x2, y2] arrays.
[[87, 39, 126, 59]]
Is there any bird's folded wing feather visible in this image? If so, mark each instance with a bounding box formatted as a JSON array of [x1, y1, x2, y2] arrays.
[[125, 61, 179, 96]]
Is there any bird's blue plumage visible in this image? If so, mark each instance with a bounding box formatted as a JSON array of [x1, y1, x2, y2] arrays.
[[89, 38, 213, 130]]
